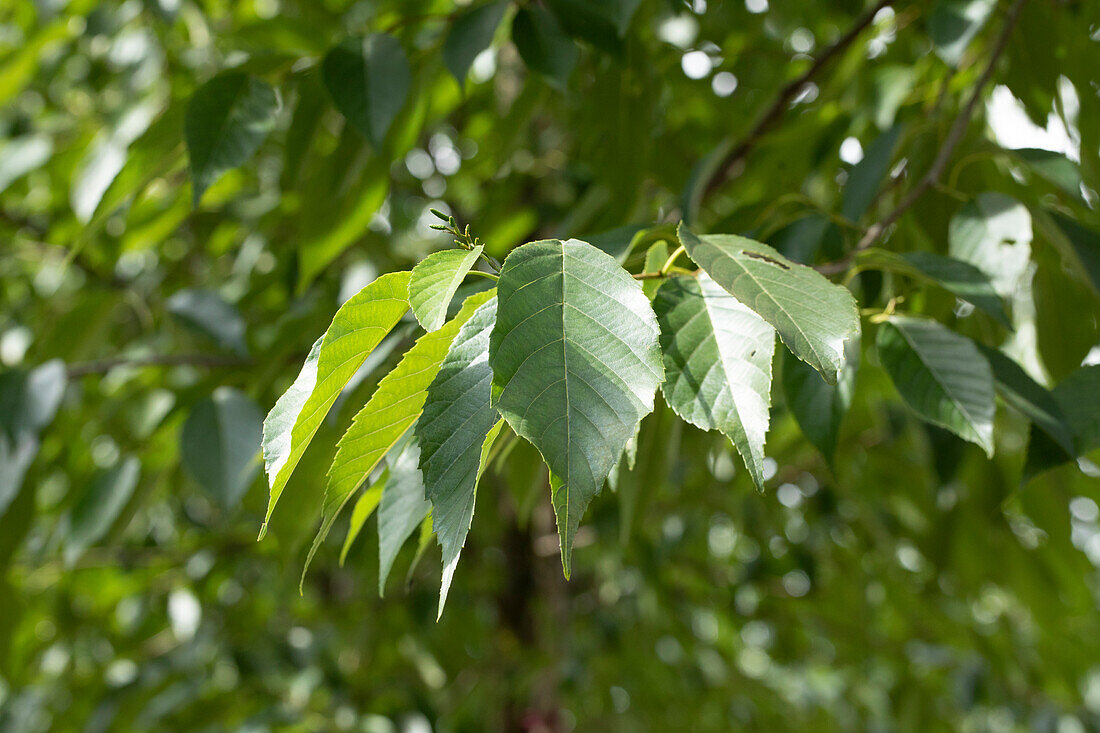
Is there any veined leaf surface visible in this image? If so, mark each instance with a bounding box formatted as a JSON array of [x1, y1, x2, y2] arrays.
[[261, 271, 410, 535], [416, 296, 500, 616], [489, 239, 662, 576], [678, 223, 859, 384], [654, 274, 775, 490], [877, 316, 995, 456], [409, 246, 485, 332]]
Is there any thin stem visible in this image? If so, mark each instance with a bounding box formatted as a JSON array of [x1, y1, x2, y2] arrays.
[[468, 269, 499, 281], [818, 0, 1027, 275], [67, 353, 251, 377], [659, 245, 686, 276], [701, 0, 896, 203]]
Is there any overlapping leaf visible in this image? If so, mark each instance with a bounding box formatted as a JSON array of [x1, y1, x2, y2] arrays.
[[416, 296, 500, 615], [377, 439, 430, 595], [181, 387, 263, 510], [876, 316, 995, 455], [678, 223, 859, 384], [409, 246, 485, 332], [781, 338, 860, 465], [948, 193, 1032, 298], [654, 274, 775, 490], [489, 239, 662, 575], [443, 2, 508, 85], [260, 271, 410, 535], [303, 289, 494, 581]]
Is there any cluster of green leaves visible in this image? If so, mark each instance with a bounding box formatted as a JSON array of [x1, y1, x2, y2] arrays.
[[3, 0, 1100, 727]]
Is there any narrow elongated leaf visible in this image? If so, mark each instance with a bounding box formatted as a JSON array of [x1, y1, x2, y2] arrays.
[[545, 0, 640, 53], [185, 71, 279, 204], [1049, 214, 1100, 298], [444, 2, 508, 85], [857, 249, 1011, 326], [378, 439, 430, 595], [654, 274, 775, 490], [322, 35, 410, 147], [261, 271, 411, 535], [0, 433, 37, 519], [416, 296, 499, 615], [511, 6, 577, 88], [339, 473, 385, 565], [781, 337, 860, 465], [181, 387, 263, 510], [302, 290, 494, 581], [977, 344, 1074, 454], [409, 246, 485, 332], [64, 456, 140, 565], [489, 239, 662, 576], [876, 316, 995, 456], [948, 193, 1032, 298], [679, 223, 860, 384]]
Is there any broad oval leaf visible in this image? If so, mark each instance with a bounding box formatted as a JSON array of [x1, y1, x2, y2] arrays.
[[302, 289, 495, 582], [678, 223, 860, 384], [408, 245, 485, 332], [322, 34, 410, 148], [489, 239, 663, 576], [443, 2, 508, 86], [876, 316, 995, 456], [261, 271, 411, 535], [781, 337, 860, 465], [378, 438, 430, 595], [511, 6, 578, 89], [181, 387, 263, 510], [654, 274, 775, 490], [948, 193, 1032, 298], [416, 296, 500, 616], [185, 71, 279, 205]]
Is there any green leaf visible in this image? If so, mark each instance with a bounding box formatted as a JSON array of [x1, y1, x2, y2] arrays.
[[378, 438, 430, 595], [545, 0, 640, 53], [339, 472, 385, 565], [322, 35, 411, 148], [443, 2, 508, 86], [876, 316, 995, 456], [185, 71, 279, 205], [489, 239, 663, 576], [976, 345, 1074, 455], [1049, 213, 1100, 298], [781, 337, 860, 465], [0, 359, 66, 437], [641, 240, 668, 299], [857, 249, 1011, 327], [409, 246, 485, 332], [511, 6, 578, 89], [302, 289, 495, 583], [1033, 252, 1100, 380], [678, 223, 860, 385], [181, 387, 263, 510], [0, 433, 37, 520], [1024, 365, 1100, 478], [0, 133, 52, 194], [654, 274, 775, 490], [166, 289, 249, 355], [841, 125, 901, 222], [261, 271, 411, 536], [64, 456, 140, 565], [948, 193, 1032, 298], [415, 296, 500, 616], [928, 0, 996, 67]]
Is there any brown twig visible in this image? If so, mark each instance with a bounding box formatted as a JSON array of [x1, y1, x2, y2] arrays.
[[67, 353, 251, 377], [819, 0, 1027, 274], [700, 0, 896, 203]]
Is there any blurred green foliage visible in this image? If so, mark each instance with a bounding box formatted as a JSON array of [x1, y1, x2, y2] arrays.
[[1, 0, 1099, 730]]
